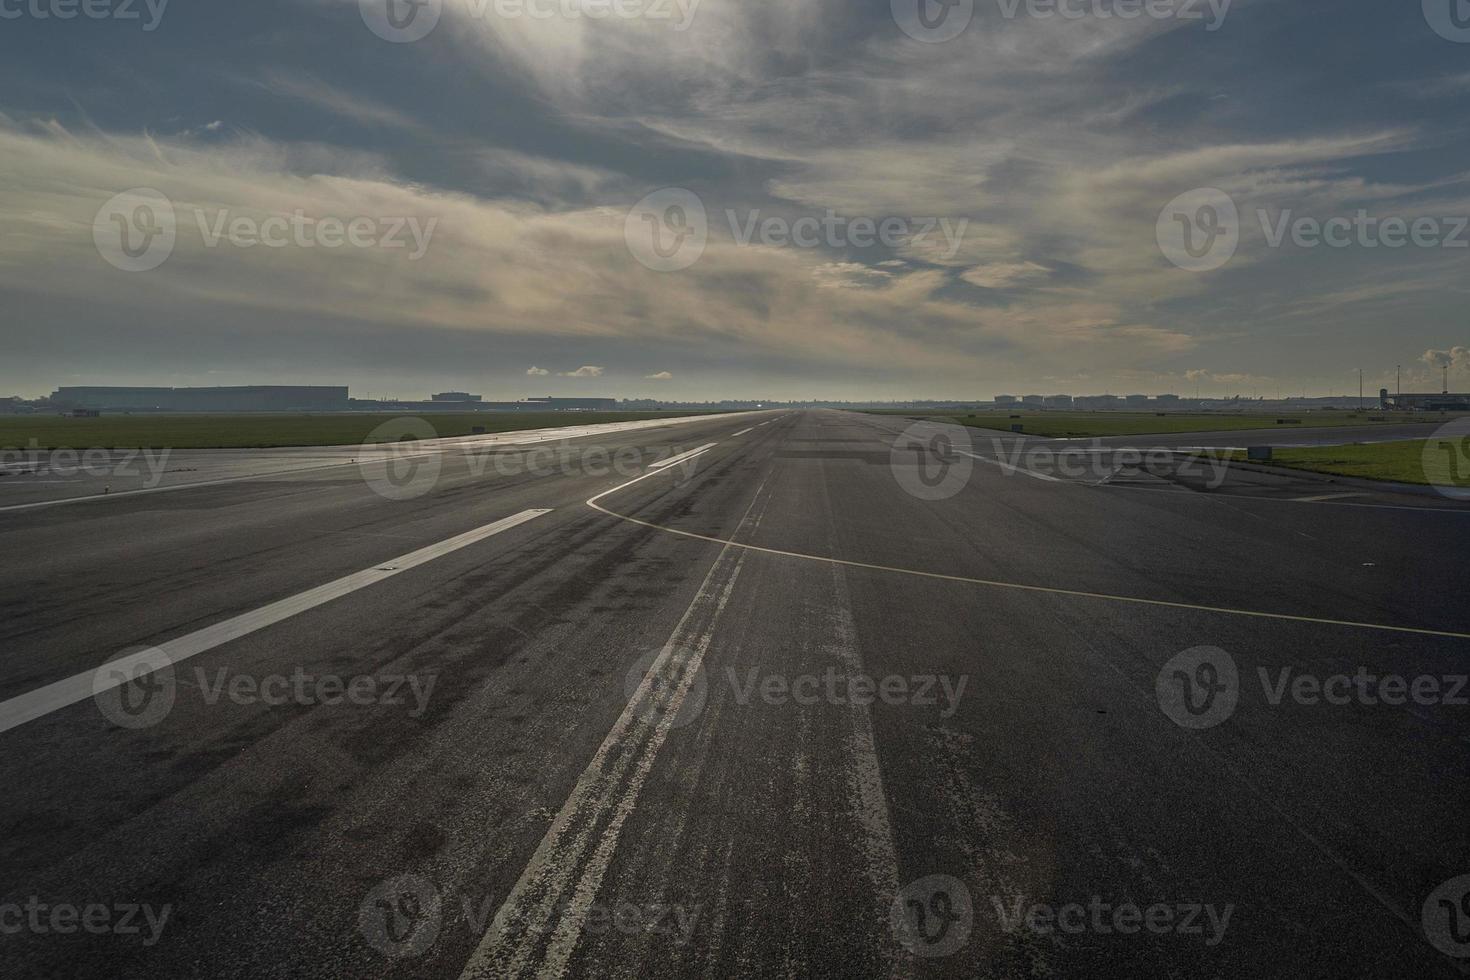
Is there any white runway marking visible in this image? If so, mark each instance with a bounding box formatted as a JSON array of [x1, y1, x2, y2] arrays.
[[0, 413, 748, 514], [0, 461, 362, 514], [650, 442, 717, 470], [461, 478, 768, 979], [958, 449, 1064, 482], [0, 509, 551, 735], [588, 495, 1470, 641], [819, 558, 907, 975], [1293, 492, 1368, 503], [731, 427, 754, 437]]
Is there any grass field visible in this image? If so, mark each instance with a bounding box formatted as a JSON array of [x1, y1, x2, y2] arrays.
[[1218, 438, 1470, 489], [862, 409, 1450, 438], [0, 411, 722, 450]]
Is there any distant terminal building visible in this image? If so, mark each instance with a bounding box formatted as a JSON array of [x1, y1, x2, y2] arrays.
[[1073, 394, 1121, 410], [1156, 393, 1181, 406], [1021, 394, 1045, 406], [1124, 393, 1150, 407], [1044, 394, 1073, 409], [1380, 388, 1470, 411], [51, 385, 349, 412], [355, 395, 620, 413], [993, 395, 1017, 406]]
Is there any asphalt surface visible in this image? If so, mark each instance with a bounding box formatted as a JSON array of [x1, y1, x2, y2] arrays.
[[2, 410, 1468, 978]]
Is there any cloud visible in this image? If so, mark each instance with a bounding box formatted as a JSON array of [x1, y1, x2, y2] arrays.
[[1421, 347, 1470, 368], [177, 120, 226, 139], [8, 118, 1205, 386], [1182, 369, 1269, 386], [525, 366, 550, 376], [811, 262, 893, 289], [644, 371, 673, 380], [7, 0, 1469, 397], [960, 262, 1051, 289], [479, 149, 631, 208], [241, 69, 425, 133], [560, 365, 605, 377]]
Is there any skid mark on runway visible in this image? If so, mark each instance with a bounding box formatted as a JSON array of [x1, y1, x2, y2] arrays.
[[923, 726, 1053, 975], [460, 480, 772, 979]]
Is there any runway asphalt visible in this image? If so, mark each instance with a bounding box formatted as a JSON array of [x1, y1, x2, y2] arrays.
[[1, 409, 1467, 978]]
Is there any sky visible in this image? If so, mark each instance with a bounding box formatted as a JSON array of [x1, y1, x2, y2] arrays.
[[1, 0, 1468, 401]]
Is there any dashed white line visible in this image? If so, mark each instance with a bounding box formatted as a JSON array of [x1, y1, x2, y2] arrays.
[[0, 509, 551, 735]]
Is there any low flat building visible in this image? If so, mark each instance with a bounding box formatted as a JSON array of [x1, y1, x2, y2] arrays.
[[354, 396, 621, 413], [1380, 389, 1470, 411]]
